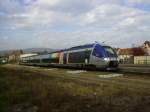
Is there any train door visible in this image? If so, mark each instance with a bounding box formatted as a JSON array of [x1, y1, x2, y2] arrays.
[[63, 53, 67, 64]]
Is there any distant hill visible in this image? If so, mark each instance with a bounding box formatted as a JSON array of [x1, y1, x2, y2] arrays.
[[0, 50, 13, 56]]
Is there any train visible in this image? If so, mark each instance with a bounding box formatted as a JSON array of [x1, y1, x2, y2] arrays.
[[20, 42, 118, 70]]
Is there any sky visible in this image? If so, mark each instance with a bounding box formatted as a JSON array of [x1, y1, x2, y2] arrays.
[[0, 0, 150, 51]]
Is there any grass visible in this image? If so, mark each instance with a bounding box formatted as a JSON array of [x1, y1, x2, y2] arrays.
[[0, 65, 150, 112]]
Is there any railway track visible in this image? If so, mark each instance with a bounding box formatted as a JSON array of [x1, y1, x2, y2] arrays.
[[119, 64, 150, 74]]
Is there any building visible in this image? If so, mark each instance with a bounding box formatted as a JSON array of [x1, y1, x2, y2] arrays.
[[20, 53, 37, 58], [8, 50, 23, 63], [142, 41, 150, 55], [117, 47, 145, 64], [19, 53, 37, 62]]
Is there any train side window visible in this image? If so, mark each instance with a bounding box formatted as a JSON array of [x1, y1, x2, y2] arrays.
[[85, 50, 91, 58]]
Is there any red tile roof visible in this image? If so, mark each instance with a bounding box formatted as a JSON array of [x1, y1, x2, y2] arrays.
[[117, 47, 145, 56]]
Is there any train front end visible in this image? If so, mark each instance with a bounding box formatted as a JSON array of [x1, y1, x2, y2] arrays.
[[103, 46, 118, 70], [90, 43, 118, 70]]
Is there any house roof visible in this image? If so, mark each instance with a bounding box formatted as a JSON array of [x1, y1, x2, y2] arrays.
[[117, 47, 145, 56]]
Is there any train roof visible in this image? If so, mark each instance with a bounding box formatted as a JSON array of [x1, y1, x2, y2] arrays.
[[21, 42, 108, 58], [68, 43, 94, 50], [54, 42, 108, 53], [51, 43, 95, 53]]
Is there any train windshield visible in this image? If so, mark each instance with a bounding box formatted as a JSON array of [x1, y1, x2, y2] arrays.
[[104, 46, 117, 57], [92, 44, 106, 58]]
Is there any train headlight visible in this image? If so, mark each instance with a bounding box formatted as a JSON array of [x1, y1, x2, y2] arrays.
[[104, 58, 110, 61]]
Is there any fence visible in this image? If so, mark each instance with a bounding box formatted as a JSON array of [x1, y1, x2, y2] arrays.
[[118, 56, 134, 64], [134, 56, 150, 65], [118, 56, 150, 65]]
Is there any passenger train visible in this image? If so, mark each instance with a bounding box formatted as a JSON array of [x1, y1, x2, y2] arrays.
[[20, 42, 118, 70]]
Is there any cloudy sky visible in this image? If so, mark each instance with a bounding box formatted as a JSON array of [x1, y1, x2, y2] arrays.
[[0, 0, 150, 50]]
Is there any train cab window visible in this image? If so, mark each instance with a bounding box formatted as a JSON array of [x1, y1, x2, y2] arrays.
[[92, 44, 105, 58], [104, 46, 117, 57]]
